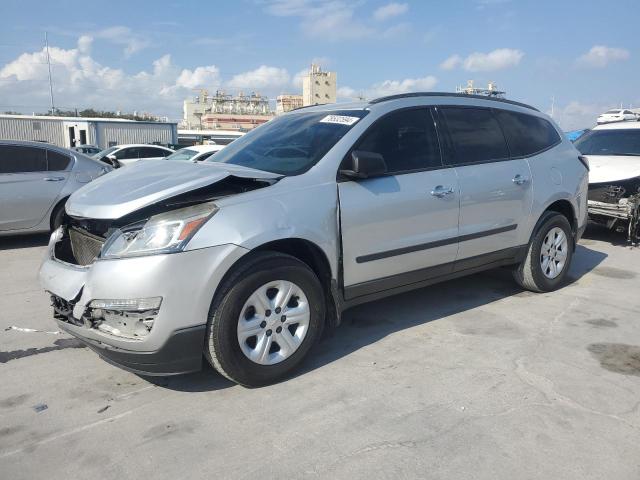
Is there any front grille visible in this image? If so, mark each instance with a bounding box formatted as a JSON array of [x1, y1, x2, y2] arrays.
[[69, 227, 105, 266]]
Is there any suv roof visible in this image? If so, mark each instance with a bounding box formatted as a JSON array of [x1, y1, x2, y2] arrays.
[[293, 92, 539, 114], [369, 92, 539, 111]]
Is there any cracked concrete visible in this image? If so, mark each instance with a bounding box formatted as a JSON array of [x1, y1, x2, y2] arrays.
[[1, 226, 639, 479]]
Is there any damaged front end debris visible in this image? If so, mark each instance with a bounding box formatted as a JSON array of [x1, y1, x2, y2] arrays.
[[588, 177, 640, 244]]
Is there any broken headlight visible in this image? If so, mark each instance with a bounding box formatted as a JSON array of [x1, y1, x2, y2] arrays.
[[101, 202, 218, 259]]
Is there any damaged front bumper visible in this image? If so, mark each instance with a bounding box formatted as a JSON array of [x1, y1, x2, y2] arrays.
[[39, 233, 248, 375], [588, 180, 640, 243]]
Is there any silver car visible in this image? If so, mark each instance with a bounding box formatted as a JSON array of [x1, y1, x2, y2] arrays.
[[39, 93, 589, 386], [0, 140, 112, 235]]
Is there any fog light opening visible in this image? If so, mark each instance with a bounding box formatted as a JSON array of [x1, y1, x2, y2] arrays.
[[86, 297, 162, 339]]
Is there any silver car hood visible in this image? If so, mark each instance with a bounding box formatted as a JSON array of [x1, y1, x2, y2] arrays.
[[67, 160, 280, 219]]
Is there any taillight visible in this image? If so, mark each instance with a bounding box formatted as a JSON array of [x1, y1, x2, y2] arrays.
[[578, 155, 590, 171]]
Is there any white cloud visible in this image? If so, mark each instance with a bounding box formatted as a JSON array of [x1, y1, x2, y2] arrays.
[[263, 0, 374, 40], [92, 26, 151, 57], [228, 65, 290, 91], [440, 48, 523, 72], [0, 37, 298, 118], [175, 65, 220, 89], [550, 101, 606, 131], [381, 22, 412, 38], [440, 54, 462, 70], [576, 45, 630, 68], [339, 75, 438, 100], [373, 3, 408, 21]]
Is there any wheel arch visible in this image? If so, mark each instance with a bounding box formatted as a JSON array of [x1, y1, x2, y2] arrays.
[[49, 195, 70, 230], [530, 198, 577, 247], [218, 238, 342, 331]]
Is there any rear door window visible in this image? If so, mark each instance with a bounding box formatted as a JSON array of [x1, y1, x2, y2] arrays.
[[114, 147, 136, 160], [354, 108, 442, 174], [139, 147, 167, 158], [0, 145, 47, 173], [439, 107, 509, 165], [494, 110, 561, 157], [47, 150, 71, 171]]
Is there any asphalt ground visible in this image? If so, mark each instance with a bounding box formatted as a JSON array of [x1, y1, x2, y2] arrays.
[[1, 226, 639, 479]]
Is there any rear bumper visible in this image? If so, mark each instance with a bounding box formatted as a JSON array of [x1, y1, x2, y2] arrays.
[[59, 321, 206, 376]]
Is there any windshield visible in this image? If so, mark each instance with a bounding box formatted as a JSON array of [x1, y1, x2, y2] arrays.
[[605, 110, 622, 114], [93, 146, 118, 159], [165, 148, 200, 161], [206, 110, 369, 175], [575, 129, 640, 156]]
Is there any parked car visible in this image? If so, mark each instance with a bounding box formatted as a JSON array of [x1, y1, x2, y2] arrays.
[[39, 93, 588, 386], [72, 144, 101, 155], [93, 144, 174, 167], [574, 121, 640, 243], [164, 144, 225, 162], [596, 109, 638, 124], [0, 140, 112, 235]]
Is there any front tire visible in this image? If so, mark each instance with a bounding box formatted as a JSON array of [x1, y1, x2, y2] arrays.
[[204, 251, 325, 387], [513, 212, 574, 292], [50, 201, 66, 231]]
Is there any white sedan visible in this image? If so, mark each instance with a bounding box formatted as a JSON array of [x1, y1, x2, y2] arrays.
[[596, 109, 638, 124], [93, 144, 175, 167], [164, 144, 225, 162]]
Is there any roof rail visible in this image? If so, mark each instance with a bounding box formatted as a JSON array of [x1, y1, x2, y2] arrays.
[[369, 92, 539, 112]]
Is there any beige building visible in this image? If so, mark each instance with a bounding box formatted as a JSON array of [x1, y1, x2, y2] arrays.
[[276, 94, 304, 114], [200, 113, 272, 131], [302, 64, 337, 107], [183, 90, 273, 131]]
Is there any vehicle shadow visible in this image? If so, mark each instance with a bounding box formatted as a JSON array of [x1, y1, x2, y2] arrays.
[[580, 223, 631, 247], [296, 243, 608, 380], [0, 233, 50, 251], [155, 243, 607, 392]]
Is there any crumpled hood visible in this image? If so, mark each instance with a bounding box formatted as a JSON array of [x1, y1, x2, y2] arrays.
[[586, 155, 640, 184], [67, 160, 280, 219]]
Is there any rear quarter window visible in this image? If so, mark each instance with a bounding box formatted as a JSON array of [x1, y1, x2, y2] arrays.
[[494, 110, 561, 157], [47, 150, 71, 171]]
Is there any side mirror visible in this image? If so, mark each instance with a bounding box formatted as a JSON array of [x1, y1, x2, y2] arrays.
[[340, 150, 387, 179], [105, 154, 120, 168]]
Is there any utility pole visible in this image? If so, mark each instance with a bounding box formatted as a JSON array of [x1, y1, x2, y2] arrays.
[[45, 32, 55, 114]]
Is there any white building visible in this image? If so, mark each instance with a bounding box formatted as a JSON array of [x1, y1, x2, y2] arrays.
[[0, 114, 177, 149], [302, 64, 337, 107]]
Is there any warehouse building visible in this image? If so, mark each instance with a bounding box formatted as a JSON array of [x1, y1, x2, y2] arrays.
[[0, 114, 178, 149]]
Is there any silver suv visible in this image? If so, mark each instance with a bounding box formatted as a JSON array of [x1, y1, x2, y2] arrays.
[[39, 93, 589, 386]]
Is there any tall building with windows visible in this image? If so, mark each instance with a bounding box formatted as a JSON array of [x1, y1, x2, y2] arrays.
[[302, 64, 337, 107]]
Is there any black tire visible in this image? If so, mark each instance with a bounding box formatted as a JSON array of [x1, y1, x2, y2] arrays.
[[513, 212, 574, 292], [50, 201, 66, 231], [204, 251, 325, 387]]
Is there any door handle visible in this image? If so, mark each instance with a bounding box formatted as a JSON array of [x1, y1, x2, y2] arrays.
[[512, 174, 528, 185], [430, 185, 454, 198], [44, 176, 65, 182]]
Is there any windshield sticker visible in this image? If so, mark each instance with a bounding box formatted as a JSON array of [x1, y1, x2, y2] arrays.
[[319, 115, 361, 126]]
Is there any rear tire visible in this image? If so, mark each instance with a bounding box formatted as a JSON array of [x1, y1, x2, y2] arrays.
[[204, 251, 325, 387], [513, 212, 574, 292]]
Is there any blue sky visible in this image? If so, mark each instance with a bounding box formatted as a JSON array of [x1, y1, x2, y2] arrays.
[[0, 0, 638, 129]]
